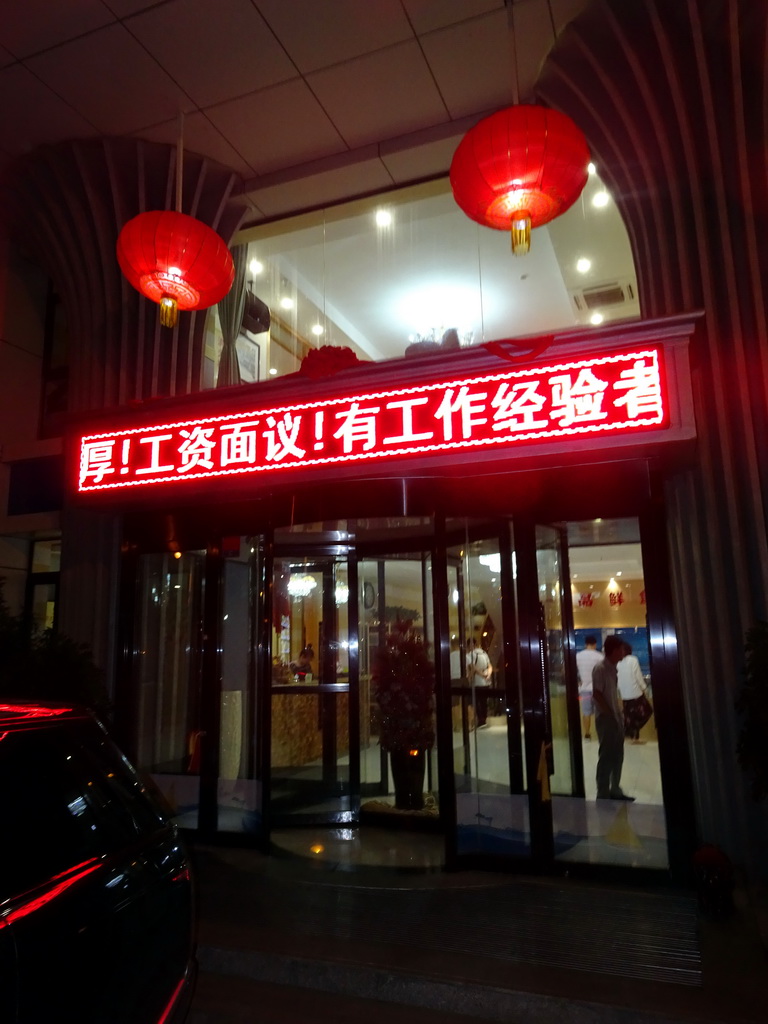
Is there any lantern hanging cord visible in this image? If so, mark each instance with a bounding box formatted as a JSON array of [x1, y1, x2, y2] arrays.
[[176, 111, 184, 214], [504, 0, 520, 105]]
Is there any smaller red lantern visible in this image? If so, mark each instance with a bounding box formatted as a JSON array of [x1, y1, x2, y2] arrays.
[[116, 210, 235, 327], [450, 104, 591, 255]]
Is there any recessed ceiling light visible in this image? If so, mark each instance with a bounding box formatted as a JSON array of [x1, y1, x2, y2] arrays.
[[576, 257, 591, 273], [592, 190, 610, 208], [311, 324, 324, 336], [616, 571, 623, 577], [280, 297, 294, 310], [375, 209, 392, 227], [249, 258, 264, 276], [590, 312, 604, 325], [269, 367, 277, 375]]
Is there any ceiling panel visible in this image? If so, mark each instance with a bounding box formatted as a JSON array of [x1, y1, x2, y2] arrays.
[[244, 154, 394, 219], [306, 41, 448, 149], [421, 9, 516, 119], [0, 64, 96, 157], [135, 111, 255, 179], [402, 0, 504, 35], [24, 23, 195, 135], [102, 0, 161, 15], [510, 0, 558, 101], [550, 0, 593, 35], [205, 77, 348, 176], [0, 0, 115, 60], [380, 129, 467, 184], [255, 0, 414, 74], [126, 0, 297, 109]]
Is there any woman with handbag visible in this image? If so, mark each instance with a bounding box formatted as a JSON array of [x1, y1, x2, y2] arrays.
[[617, 642, 653, 743]]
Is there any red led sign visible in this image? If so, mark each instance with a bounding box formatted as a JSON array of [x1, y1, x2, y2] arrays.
[[77, 347, 667, 493]]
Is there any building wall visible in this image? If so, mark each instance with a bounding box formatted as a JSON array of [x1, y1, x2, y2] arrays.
[[538, 0, 768, 877]]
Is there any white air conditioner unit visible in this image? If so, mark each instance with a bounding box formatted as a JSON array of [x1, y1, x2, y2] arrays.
[[571, 280, 636, 313]]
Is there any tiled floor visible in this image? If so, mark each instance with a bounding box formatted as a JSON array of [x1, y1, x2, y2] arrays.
[[171, 719, 668, 871]]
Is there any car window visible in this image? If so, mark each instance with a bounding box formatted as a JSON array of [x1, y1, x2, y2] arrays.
[[72, 727, 167, 836], [0, 728, 109, 898], [0, 721, 168, 900]]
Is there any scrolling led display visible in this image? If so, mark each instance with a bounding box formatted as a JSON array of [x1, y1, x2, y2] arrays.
[[77, 347, 667, 494]]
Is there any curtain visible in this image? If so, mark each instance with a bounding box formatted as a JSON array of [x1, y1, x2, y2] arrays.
[[216, 244, 247, 388]]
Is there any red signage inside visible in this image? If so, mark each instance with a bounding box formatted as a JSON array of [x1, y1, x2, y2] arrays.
[[77, 347, 667, 493]]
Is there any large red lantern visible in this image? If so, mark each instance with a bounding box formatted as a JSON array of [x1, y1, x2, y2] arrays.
[[450, 104, 590, 255], [116, 210, 235, 327]]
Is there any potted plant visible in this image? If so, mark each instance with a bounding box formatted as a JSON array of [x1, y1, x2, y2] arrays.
[[373, 620, 435, 811]]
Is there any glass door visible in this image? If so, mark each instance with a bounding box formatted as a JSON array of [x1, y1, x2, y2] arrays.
[[269, 553, 356, 824], [522, 518, 669, 871], [358, 553, 439, 821], [132, 550, 206, 829], [446, 522, 527, 859]]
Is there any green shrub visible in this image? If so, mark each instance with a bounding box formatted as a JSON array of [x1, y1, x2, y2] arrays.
[[0, 580, 110, 716]]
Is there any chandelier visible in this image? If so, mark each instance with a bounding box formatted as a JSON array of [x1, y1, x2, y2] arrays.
[[287, 574, 317, 598]]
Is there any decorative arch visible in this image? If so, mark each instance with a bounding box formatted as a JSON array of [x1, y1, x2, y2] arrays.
[[538, 0, 768, 875]]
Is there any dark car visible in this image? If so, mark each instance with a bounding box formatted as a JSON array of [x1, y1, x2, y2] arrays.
[[0, 702, 195, 1023]]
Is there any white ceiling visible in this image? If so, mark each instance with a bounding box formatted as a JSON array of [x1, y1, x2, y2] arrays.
[[0, 0, 594, 220], [0, 0, 640, 359]]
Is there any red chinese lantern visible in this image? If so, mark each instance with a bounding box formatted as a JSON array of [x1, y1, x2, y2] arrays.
[[116, 210, 235, 327], [450, 104, 590, 255]]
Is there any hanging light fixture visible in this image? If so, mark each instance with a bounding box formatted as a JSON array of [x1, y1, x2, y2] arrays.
[[287, 574, 317, 598], [449, 104, 590, 255], [116, 115, 234, 327]]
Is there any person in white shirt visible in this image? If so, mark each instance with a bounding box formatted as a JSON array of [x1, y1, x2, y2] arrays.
[[617, 642, 652, 743], [576, 635, 602, 740], [468, 638, 493, 728]]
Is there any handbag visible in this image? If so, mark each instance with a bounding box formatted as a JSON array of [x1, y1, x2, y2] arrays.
[[637, 692, 654, 727]]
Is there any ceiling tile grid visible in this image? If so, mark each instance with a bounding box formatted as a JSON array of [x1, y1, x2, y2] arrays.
[[0, 0, 114, 60], [125, 0, 298, 109], [419, 8, 516, 119], [0, 0, 595, 219], [254, 0, 415, 74], [24, 22, 195, 135], [205, 76, 348, 176], [305, 39, 449, 149]]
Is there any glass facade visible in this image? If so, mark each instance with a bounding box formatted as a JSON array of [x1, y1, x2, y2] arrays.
[[127, 515, 667, 873], [205, 175, 640, 386]]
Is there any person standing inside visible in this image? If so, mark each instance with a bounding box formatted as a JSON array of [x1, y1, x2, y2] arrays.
[[468, 637, 493, 728], [618, 642, 652, 743], [592, 635, 634, 801], [576, 635, 602, 740]]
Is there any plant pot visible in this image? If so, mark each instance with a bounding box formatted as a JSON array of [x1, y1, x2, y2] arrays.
[[390, 748, 426, 810]]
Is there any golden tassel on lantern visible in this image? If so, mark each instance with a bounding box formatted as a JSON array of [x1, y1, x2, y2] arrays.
[[511, 213, 531, 255], [159, 295, 178, 328]]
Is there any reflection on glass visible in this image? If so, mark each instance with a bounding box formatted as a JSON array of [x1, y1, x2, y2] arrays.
[[270, 552, 352, 823], [358, 554, 438, 818], [535, 526, 573, 796], [449, 525, 528, 859], [217, 537, 262, 834], [554, 519, 668, 869], [30, 582, 56, 632], [134, 551, 205, 829]]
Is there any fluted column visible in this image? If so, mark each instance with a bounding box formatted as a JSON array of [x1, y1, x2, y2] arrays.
[[538, 0, 768, 875], [2, 139, 247, 693], [4, 138, 247, 411]]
